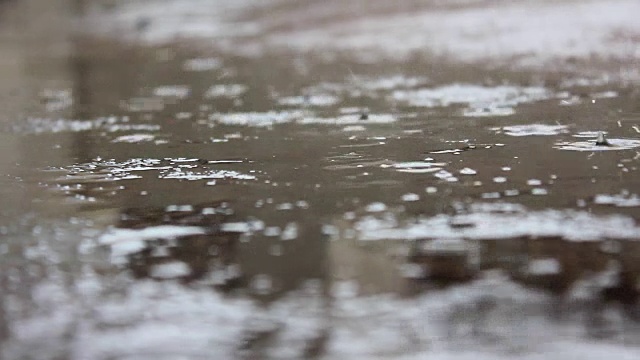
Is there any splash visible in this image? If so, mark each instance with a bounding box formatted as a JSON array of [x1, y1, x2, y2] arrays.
[[554, 138, 640, 151]]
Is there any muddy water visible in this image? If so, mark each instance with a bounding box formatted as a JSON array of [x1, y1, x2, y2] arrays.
[[3, 3, 640, 360]]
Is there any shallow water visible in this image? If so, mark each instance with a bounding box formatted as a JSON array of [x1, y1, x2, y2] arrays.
[[2, 1, 640, 359]]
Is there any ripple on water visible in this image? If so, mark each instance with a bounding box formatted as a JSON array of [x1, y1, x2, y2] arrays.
[[13, 116, 157, 134], [209, 111, 396, 128], [152, 85, 190, 99], [204, 84, 247, 99], [554, 138, 640, 151], [462, 106, 515, 117], [386, 161, 447, 174], [492, 124, 569, 136], [298, 113, 396, 125], [182, 57, 222, 72], [391, 84, 553, 110], [277, 94, 340, 107], [111, 134, 157, 143], [209, 111, 306, 127]]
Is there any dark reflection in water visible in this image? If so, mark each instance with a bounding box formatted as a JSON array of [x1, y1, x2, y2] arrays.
[[2, 1, 640, 359]]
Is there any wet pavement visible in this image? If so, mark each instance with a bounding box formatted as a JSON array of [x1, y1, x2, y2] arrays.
[[2, 1, 640, 359]]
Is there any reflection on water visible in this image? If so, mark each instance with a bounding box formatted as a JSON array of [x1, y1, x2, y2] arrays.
[[2, 1, 640, 359]]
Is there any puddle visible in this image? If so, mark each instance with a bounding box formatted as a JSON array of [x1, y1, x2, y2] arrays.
[[4, 4, 640, 359]]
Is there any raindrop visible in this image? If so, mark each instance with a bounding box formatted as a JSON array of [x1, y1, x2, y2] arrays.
[[595, 132, 610, 146]]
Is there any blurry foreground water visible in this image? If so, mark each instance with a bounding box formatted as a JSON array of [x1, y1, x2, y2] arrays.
[[2, 0, 640, 359]]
